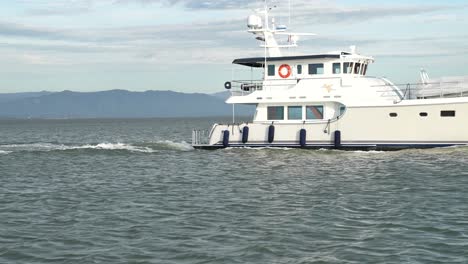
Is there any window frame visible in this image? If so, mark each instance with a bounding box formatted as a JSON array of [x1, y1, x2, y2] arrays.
[[267, 106, 285, 120], [441, 110, 456, 117], [308, 63, 324, 75], [344, 62, 353, 74], [362, 64, 368, 75], [305, 105, 324, 120], [287, 106, 303, 120], [354, 63, 361, 74], [267, 65, 275, 76], [332, 63, 341, 74], [297, 65, 302, 75]]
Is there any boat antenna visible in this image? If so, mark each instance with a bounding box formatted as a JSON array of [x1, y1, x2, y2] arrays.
[[264, 0, 268, 79]]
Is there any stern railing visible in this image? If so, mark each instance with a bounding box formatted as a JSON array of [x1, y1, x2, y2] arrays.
[[192, 129, 209, 146]]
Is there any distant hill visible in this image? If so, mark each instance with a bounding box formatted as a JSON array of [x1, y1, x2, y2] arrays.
[[0, 91, 52, 103], [0, 90, 254, 119], [211, 91, 231, 100]]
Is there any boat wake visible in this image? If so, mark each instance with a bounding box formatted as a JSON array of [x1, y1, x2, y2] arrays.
[[0, 141, 194, 154], [147, 140, 194, 151]]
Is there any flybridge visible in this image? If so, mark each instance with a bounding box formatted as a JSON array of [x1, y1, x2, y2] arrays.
[[233, 55, 342, 68]]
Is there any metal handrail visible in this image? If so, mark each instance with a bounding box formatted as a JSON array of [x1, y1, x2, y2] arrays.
[[192, 130, 209, 146], [374, 81, 468, 100]]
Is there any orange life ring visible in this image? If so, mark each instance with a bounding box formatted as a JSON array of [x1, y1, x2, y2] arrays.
[[278, 64, 291, 78]]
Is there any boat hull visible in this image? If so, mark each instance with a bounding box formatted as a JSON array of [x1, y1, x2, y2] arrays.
[[195, 99, 468, 150]]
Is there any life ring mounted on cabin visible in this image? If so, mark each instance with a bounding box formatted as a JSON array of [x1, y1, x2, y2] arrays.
[[278, 64, 292, 79]]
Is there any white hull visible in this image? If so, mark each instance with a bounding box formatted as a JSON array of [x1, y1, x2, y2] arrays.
[[197, 99, 468, 150]]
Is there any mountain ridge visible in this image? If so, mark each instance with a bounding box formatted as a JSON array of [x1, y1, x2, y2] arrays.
[[0, 89, 253, 119]]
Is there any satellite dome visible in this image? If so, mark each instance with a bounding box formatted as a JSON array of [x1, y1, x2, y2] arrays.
[[247, 15, 262, 29]]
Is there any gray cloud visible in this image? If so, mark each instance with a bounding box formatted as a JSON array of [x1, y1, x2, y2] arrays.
[[2, 1, 467, 66], [113, 0, 254, 10]]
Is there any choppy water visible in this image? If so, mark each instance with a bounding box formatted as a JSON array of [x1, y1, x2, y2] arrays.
[[1, 118, 468, 263]]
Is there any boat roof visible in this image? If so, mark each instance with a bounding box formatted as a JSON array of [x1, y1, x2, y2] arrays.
[[233, 54, 345, 68]]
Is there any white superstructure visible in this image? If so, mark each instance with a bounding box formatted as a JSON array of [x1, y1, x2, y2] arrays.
[[192, 5, 468, 150]]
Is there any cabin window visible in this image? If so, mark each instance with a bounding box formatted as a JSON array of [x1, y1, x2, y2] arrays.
[[288, 106, 302, 120], [268, 65, 275, 76], [297, 65, 302, 75], [420, 112, 428, 117], [344, 62, 353, 74], [362, 64, 368, 75], [354, 63, 361, 74], [339, 106, 346, 115], [389, 113, 398, 117], [308, 64, 324, 75], [306, 105, 324, 120], [333, 63, 341, 74], [267, 106, 284, 120], [441, 110, 455, 117]]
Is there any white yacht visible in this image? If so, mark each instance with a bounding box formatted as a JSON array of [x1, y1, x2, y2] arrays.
[[192, 5, 468, 150]]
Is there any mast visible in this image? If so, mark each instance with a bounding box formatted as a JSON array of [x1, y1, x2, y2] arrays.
[[247, 0, 315, 58]]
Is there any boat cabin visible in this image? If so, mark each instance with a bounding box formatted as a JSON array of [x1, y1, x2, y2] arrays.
[[233, 52, 374, 81]]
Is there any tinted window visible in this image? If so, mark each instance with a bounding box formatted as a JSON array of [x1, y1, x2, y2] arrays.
[[306, 105, 324, 120], [267, 106, 284, 120], [268, 65, 275, 76], [297, 65, 302, 75], [344, 62, 353, 74], [389, 113, 398, 117], [333, 63, 341, 74], [362, 64, 368, 75], [339, 106, 346, 115], [354, 63, 361, 74], [308, 64, 324, 75], [441, 110, 455, 117], [420, 112, 428, 117], [288, 106, 302, 120]]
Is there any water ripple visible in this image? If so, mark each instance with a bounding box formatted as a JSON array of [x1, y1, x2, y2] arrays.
[[1, 119, 468, 263]]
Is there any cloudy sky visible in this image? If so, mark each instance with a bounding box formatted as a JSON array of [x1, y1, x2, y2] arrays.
[[0, 0, 467, 93]]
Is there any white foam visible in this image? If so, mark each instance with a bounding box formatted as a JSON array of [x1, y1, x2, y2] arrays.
[[155, 140, 194, 151], [0, 150, 12, 155], [73, 143, 155, 153], [0, 143, 155, 153], [352, 150, 385, 154], [0, 143, 64, 151]]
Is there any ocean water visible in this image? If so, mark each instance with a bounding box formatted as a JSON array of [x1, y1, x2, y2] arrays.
[[1, 118, 467, 264]]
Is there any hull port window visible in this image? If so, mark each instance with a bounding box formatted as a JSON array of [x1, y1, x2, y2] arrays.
[[441, 111, 455, 117], [297, 65, 302, 75], [267, 106, 284, 120], [268, 65, 275, 76], [306, 105, 324, 120], [288, 106, 302, 120], [420, 112, 428, 117], [333, 63, 341, 74], [308, 64, 324, 75], [344, 63, 353, 74], [389, 113, 398, 117]]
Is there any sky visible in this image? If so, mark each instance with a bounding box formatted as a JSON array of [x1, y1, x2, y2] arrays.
[[0, 0, 467, 93]]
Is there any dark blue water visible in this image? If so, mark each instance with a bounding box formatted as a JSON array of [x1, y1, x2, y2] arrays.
[[1, 118, 467, 263]]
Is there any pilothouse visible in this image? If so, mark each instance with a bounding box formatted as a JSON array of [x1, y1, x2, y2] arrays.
[[192, 3, 468, 150]]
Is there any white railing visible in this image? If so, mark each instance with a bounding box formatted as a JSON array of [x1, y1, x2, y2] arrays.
[[374, 81, 468, 100], [192, 130, 209, 146]]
